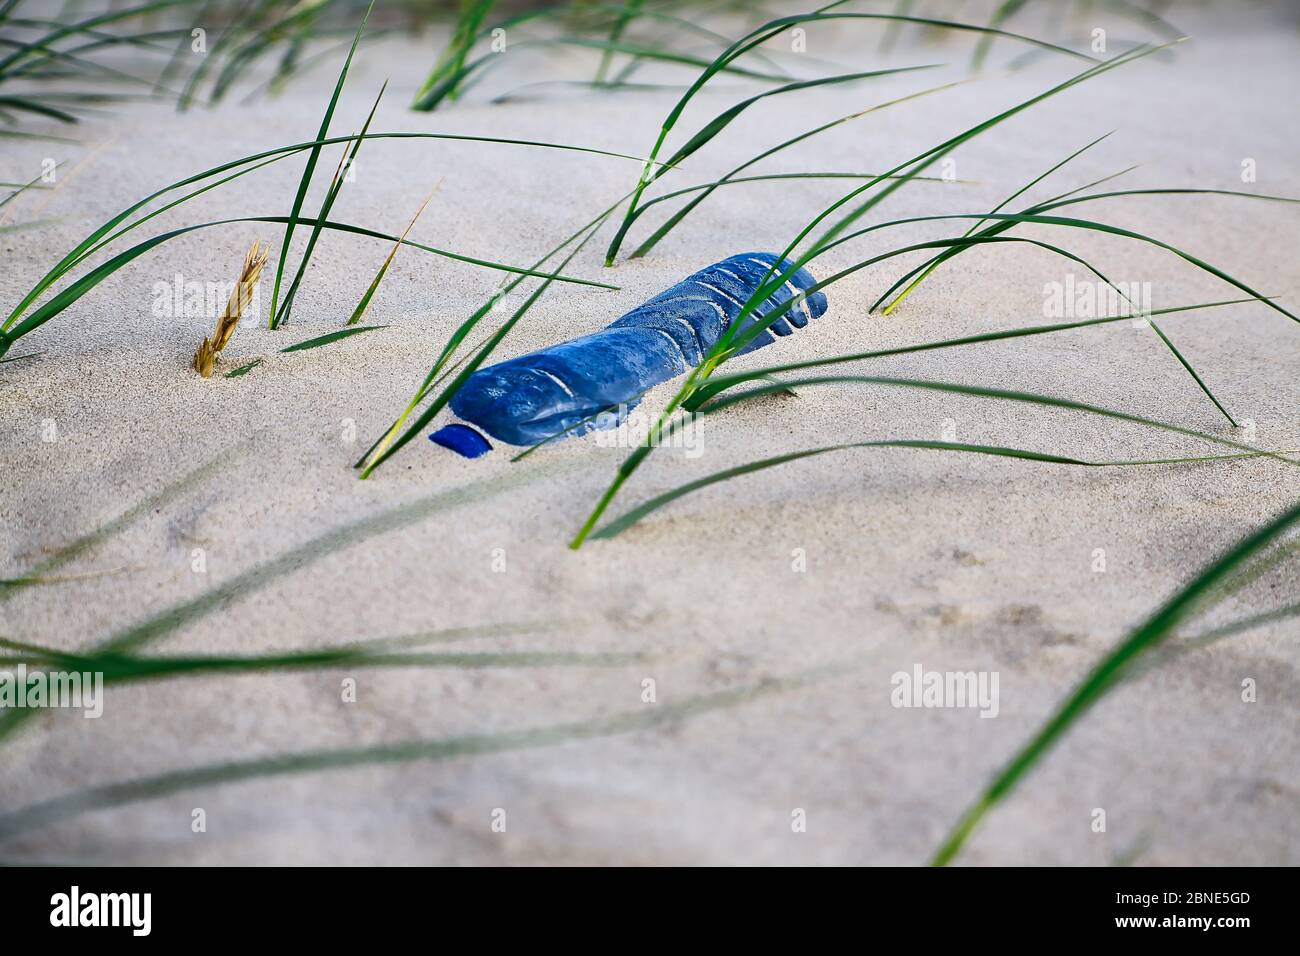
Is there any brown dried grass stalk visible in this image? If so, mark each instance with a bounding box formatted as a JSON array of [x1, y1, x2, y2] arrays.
[[193, 240, 270, 377]]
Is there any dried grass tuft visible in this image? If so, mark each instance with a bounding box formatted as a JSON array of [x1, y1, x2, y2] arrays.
[[193, 239, 269, 378]]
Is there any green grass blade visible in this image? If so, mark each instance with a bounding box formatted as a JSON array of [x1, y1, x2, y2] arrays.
[[266, 1, 372, 329], [645, 169, 960, 204], [878, 131, 1115, 314], [592, 441, 1270, 540], [347, 186, 438, 326], [879, 185, 1300, 315], [276, 78, 387, 327], [936, 210, 1297, 325], [658, 66, 939, 174], [357, 185, 643, 475], [817, 183, 1251, 429], [223, 358, 262, 378], [0, 161, 61, 216], [415, 32, 788, 114], [971, 0, 1029, 70], [689, 375, 1276, 464], [3, 129, 648, 345], [175, 0, 268, 111], [0, 0, 190, 77], [931, 498, 1300, 865], [605, 7, 1102, 265], [866, 181, 1286, 426], [207, 0, 335, 106], [538, 35, 799, 82], [593, 0, 643, 84], [625, 78, 971, 261], [0, 637, 639, 684], [3, 213, 613, 347], [686, 297, 1263, 409], [1147, 320, 1238, 427], [719, 230, 1156, 361], [359, 202, 621, 477], [280, 324, 386, 353], [575, 43, 1174, 546], [716, 199, 1296, 371], [412, 0, 496, 109], [0, 95, 79, 122]]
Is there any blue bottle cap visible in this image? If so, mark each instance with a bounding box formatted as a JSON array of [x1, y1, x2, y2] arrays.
[[429, 423, 493, 459]]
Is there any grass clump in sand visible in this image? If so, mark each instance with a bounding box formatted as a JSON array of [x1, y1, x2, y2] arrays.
[[601, 8, 1098, 266], [359, 10, 1104, 477], [0, 8, 663, 360], [567, 34, 1300, 548]]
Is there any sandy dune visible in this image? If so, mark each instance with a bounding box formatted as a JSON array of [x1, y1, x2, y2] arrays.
[[0, 3, 1296, 864]]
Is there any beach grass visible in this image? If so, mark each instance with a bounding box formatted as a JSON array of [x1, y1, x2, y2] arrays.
[[931, 497, 1300, 865], [2, 0, 1296, 867]]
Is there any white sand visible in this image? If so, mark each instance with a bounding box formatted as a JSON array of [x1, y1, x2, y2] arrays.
[[1, 3, 1297, 864]]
